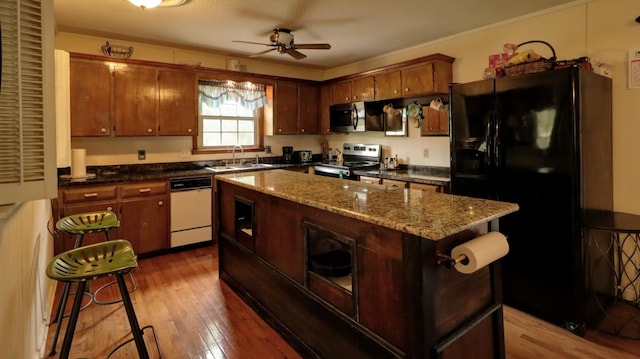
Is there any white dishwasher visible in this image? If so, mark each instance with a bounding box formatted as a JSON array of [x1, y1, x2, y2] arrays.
[[170, 176, 212, 248]]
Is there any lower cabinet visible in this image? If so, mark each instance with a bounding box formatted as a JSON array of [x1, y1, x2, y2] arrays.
[[57, 180, 170, 256]]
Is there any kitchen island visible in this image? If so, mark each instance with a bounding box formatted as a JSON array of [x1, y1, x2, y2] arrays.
[[215, 170, 518, 359]]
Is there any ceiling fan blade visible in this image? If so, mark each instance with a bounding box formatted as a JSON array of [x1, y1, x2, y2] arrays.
[[249, 48, 277, 57], [286, 49, 307, 60], [293, 43, 331, 50], [232, 40, 274, 47]]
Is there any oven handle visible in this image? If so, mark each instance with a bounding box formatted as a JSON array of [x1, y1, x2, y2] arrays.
[[314, 165, 351, 177]]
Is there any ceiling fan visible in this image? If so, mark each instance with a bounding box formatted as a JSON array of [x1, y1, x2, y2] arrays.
[[233, 28, 331, 60]]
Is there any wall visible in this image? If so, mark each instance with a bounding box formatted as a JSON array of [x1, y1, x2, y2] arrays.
[[0, 201, 56, 359], [56, 0, 640, 214]]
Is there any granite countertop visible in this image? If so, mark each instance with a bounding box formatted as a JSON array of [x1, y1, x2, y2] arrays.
[[353, 166, 451, 186], [216, 169, 518, 240], [56, 161, 306, 187]]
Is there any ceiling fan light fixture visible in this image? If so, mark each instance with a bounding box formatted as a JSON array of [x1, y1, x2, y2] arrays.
[[128, 0, 163, 9]]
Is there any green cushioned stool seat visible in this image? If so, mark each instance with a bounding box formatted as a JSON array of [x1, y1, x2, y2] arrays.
[[55, 210, 120, 237], [46, 240, 158, 359]]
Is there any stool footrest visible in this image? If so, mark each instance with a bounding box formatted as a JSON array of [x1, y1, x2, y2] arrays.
[[105, 325, 161, 359], [93, 272, 138, 305]]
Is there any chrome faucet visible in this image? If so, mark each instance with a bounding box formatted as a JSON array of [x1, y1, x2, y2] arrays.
[[232, 144, 244, 164]]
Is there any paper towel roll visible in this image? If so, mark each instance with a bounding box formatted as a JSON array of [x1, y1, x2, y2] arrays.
[[71, 148, 87, 178], [451, 232, 509, 274]]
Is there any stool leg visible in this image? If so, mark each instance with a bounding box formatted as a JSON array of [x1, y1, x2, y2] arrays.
[[58, 280, 87, 359], [47, 281, 71, 356], [116, 273, 150, 359]]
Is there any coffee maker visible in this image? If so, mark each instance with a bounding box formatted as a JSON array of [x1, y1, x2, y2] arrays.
[[282, 146, 293, 163]]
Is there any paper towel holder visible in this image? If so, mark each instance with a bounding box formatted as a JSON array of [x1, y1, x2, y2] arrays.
[[436, 253, 469, 269]]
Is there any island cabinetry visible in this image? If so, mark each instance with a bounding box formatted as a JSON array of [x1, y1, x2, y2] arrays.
[[69, 59, 112, 136], [57, 180, 170, 256], [216, 175, 505, 358], [270, 81, 319, 135]]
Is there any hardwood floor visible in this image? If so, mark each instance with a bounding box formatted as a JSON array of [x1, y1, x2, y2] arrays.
[[46, 244, 640, 359]]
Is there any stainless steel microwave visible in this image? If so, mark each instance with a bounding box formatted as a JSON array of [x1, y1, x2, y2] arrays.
[[329, 102, 365, 132]]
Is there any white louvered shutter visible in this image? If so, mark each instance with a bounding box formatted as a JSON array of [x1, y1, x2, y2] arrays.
[[0, 0, 56, 205]]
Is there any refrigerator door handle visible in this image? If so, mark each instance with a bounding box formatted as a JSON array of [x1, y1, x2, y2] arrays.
[[493, 116, 500, 168]]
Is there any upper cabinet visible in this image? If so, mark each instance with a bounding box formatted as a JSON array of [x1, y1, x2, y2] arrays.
[[319, 84, 332, 135], [69, 59, 112, 136], [157, 69, 197, 136], [374, 57, 454, 100], [269, 81, 319, 135], [331, 76, 375, 105], [374, 71, 402, 100], [69, 55, 197, 137]]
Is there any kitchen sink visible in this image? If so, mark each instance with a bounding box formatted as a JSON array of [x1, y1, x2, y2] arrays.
[[204, 163, 273, 172]]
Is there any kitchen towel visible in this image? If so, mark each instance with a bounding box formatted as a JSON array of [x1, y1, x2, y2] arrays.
[[451, 232, 509, 274], [71, 148, 87, 178]]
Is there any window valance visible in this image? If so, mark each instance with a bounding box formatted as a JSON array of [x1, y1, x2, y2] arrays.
[[198, 80, 267, 111]]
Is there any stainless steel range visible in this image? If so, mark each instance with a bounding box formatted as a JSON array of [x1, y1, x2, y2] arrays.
[[314, 143, 381, 180]]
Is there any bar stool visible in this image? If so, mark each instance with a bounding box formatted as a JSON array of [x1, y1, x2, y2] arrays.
[[46, 239, 160, 359], [49, 210, 136, 356]]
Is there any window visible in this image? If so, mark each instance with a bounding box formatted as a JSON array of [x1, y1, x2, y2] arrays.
[[198, 80, 266, 150]]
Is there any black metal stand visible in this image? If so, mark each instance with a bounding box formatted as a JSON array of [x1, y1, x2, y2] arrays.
[[585, 211, 640, 340]]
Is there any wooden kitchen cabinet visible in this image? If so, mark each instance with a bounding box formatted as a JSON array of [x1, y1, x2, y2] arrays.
[[401, 60, 452, 96], [359, 176, 382, 184], [114, 66, 158, 136], [382, 178, 408, 188], [331, 80, 352, 105], [298, 84, 319, 134], [319, 84, 332, 134], [421, 107, 449, 135], [351, 76, 375, 102], [119, 181, 169, 255], [271, 81, 319, 135], [57, 180, 170, 256], [409, 182, 443, 193], [157, 69, 197, 136], [374, 70, 402, 100], [69, 59, 113, 136]]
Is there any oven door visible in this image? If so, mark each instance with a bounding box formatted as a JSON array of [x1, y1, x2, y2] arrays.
[[313, 165, 352, 179]]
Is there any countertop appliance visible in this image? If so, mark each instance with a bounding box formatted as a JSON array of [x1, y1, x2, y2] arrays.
[[449, 66, 613, 331], [170, 176, 212, 248], [293, 150, 312, 163], [314, 143, 381, 180], [330, 102, 365, 132]]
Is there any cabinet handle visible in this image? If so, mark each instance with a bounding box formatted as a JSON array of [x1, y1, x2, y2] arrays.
[[107, 206, 113, 211], [139, 188, 151, 193], [300, 128, 305, 133], [187, 128, 192, 133], [158, 200, 164, 206], [353, 96, 358, 100], [405, 87, 410, 92], [84, 193, 98, 198], [278, 128, 282, 133], [83, 96, 90, 102], [147, 128, 153, 133], [345, 97, 349, 101], [394, 90, 398, 94], [100, 128, 106, 133]]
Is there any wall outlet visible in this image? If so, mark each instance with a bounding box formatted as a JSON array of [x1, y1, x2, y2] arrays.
[[265, 145, 272, 154], [423, 148, 429, 158], [138, 149, 146, 160], [179, 149, 191, 158]]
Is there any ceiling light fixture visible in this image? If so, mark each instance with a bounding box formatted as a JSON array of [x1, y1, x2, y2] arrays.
[[128, 0, 163, 9]]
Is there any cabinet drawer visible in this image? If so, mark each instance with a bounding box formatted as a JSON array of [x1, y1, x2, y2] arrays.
[[409, 182, 442, 192], [61, 185, 118, 203], [121, 181, 167, 198], [359, 176, 381, 184], [382, 179, 407, 188]]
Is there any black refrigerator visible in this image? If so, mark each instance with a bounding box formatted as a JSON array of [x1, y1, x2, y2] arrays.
[[449, 66, 613, 330]]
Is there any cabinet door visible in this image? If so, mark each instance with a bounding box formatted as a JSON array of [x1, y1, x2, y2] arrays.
[[70, 60, 112, 136], [298, 84, 319, 134], [319, 84, 332, 135], [421, 107, 449, 135], [120, 195, 169, 255], [374, 71, 402, 100], [114, 66, 158, 136], [352, 76, 374, 102], [158, 69, 196, 136], [359, 176, 381, 184], [382, 179, 407, 188], [401, 62, 434, 97], [331, 81, 352, 105], [273, 81, 298, 135], [56, 201, 120, 255]]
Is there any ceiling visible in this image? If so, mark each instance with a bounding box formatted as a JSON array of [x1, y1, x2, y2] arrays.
[[54, 0, 578, 69]]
